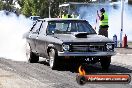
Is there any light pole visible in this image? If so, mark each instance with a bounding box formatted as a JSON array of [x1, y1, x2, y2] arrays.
[[120, 0, 124, 47], [49, 0, 54, 18], [49, 2, 51, 18]]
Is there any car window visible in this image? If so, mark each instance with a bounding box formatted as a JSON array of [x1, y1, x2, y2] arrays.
[[47, 20, 96, 34], [68, 23, 78, 32], [77, 22, 95, 33], [39, 22, 47, 35], [31, 21, 42, 34]]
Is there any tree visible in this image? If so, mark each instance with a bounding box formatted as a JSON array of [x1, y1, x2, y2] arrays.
[[0, 0, 15, 11], [21, 0, 32, 16], [36, 0, 49, 18], [0, 1, 4, 10], [20, 0, 92, 17]]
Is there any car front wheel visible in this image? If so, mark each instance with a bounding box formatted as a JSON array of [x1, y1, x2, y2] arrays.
[[48, 48, 59, 69], [26, 43, 39, 63], [100, 56, 111, 71]]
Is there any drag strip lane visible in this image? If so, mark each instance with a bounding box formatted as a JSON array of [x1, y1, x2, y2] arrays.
[[0, 53, 132, 88]]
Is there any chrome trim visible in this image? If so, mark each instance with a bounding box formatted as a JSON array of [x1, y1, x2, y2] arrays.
[[106, 43, 115, 45], [58, 51, 116, 56], [72, 44, 105, 47], [72, 44, 106, 52]]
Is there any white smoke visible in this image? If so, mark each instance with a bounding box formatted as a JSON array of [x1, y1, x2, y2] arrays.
[[0, 11, 32, 61], [78, 2, 132, 41], [108, 2, 132, 42]]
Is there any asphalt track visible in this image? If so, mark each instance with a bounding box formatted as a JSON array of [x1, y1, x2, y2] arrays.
[[0, 48, 132, 88]]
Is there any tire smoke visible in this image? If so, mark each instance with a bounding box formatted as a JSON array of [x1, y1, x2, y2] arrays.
[[78, 2, 132, 41], [0, 11, 32, 61]]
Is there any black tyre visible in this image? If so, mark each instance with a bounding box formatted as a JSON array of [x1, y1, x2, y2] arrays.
[[26, 43, 39, 63], [48, 48, 59, 69], [100, 56, 111, 70]]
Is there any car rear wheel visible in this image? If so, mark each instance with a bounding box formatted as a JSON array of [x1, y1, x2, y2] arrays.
[[26, 43, 39, 63], [48, 48, 59, 69], [100, 56, 111, 71]]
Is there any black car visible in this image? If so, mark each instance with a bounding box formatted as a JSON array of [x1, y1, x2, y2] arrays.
[[24, 18, 116, 70]]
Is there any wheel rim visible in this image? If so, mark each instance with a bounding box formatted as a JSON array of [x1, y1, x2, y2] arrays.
[[49, 49, 55, 68], [26, 43, 30, 62]]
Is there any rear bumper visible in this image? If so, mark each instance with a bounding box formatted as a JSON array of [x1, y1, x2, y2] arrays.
[[58, 51, 116, 57]]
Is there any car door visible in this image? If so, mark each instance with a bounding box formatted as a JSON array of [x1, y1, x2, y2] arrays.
[[28, 20, 43, 53], [35, 21, 48, 58]]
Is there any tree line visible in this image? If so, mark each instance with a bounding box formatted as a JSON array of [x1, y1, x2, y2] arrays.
[[0, 0, 92, 17]]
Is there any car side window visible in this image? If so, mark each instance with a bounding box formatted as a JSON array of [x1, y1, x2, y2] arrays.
[[31, 21, 42, 34], [47, 22, 56, 34]]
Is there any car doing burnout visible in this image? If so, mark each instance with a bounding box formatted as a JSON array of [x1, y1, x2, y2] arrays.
[[24, 18, 116, 70]]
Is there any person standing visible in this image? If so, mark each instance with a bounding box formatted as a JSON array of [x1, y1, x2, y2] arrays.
[[62, 13, 68, 18], [71, 12, 77, 18], [62, 10, 68, 18], [97, 8, 109, 37]]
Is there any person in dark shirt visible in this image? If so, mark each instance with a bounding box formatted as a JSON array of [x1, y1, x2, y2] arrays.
[[97, 8, 109, 37]]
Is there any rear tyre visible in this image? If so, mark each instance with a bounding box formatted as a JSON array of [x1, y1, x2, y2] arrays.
[[48, 48, 59, 70], [100, 57, 111, 71], [26, 43, 39, 63]]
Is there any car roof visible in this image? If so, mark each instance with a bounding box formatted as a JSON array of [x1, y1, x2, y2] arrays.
[[38, 18, 86, 22]]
